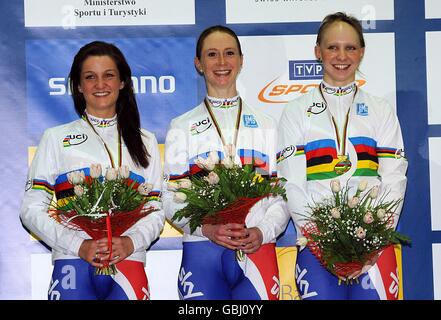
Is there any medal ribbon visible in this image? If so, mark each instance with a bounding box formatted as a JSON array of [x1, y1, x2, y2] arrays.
[[203, 97, 242, 154], [319, 85, 357, 159], [84, 114, 122, 168]]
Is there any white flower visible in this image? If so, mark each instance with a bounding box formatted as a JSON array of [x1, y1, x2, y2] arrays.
[[73, 185, 84, 197], [363, 212, 374, 224], [173, 192, 187, 203], [376, 208, 386, 219], [369, 185, 380, 199], [138, 183, 153, 196], [330, 207, 341, 219], [356, 227, 366, 239], [204, 159, 216, 171], [195, 156, 215, 171], [118, 165, 130, 179], [67, 170, 85, 185], [178, 179, 192, 189], [330, 179, 341, 193], [221, 156, 235, 169], [105, 167, 118, 181], [348, 196, 360, 208], [90, 164, 102, 179], [204, 172, 220, 185], [296, 237, 308, 246], [358, 180, 368, 192], [167, 181, 179, 191], [207, 151, 220, 165]]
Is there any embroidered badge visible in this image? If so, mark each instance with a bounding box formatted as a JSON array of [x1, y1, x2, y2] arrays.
[[243, 114, 258, 128], [356, 103, 368, 116]]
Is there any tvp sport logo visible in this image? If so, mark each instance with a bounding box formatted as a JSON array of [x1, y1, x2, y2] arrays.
[[63, 133, 88, 147], [258, 60, 323, 104], [289, 60, 323, 81]]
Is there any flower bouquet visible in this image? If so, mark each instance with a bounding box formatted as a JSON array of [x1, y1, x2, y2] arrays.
[[171, 148, 286, 260], [298, 179, 410, 282], [49, 164, 158, 275]]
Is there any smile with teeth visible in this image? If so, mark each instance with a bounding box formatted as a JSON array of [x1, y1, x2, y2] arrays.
[[214, 70, 231, 75], [333, 64, 350, 70], [93, 92, 110, 97]]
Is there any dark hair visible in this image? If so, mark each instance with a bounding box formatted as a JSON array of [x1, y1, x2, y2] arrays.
[[69, 41, 149, 168], [316, 12, 365, 48], [196, 25, 243, 59]]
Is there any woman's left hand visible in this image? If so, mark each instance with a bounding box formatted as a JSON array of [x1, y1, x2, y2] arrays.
[[238, 227, 263, 254], [96, 236, 134, 265]]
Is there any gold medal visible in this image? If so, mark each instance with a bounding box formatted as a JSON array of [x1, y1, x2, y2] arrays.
[[334, 155, 352, 175]]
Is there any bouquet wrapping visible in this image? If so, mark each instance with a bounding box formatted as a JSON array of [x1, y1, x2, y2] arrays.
[[50, 164, 158, 274], [298, 179, 410, 281]]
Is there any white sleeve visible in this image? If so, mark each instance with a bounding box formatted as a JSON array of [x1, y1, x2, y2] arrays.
[[248, 196, 290, 244], [20, 129, 87, 256], [123, 133, 166, 252], [376, 101, 408, 229], [162, 120, 195, 235], [252, 122, 290, 243], [276, 103, 310, 236]]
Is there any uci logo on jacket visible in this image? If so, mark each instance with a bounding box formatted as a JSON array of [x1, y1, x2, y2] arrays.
[[190, 117, 212, 135], [63, 133, 88, 147]]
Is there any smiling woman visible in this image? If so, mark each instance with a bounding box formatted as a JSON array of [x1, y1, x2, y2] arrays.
[[78, 55, 124, 118], [162, 25, 290, 300], [277, 12, 408, 300], [20, 41, 165, 300]]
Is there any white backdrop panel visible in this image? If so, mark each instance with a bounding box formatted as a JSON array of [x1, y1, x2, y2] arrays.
[[433, 244, 441, 299], [24, 0, 196, 27], [429, 137, 441, 231], [226, 0, 394, 24], [425, 0, 441, 19], [426, 32, 441, 125]]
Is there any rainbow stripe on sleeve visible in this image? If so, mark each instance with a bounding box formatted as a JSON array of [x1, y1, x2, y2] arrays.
[[350, 137, 379, 177], [377, 146, 399, 159], [31, 179, 54, 195]]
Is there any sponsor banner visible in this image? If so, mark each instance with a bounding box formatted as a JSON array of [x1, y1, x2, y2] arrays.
[[433, 244, 441, 300], [276, 247, 300, 300], [226, 0, 393, 24], [429, 137, 441, 231], [425, 0, 441, 19], [26, 38, 198, 145], [237, 33, 396, 122], [24, 0, 195, 27], [426, 32, 441, 125]]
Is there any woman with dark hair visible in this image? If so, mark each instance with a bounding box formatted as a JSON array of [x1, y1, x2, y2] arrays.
[[277, 12, 408, 299], [20, 41, 164, 300], [163, 25, 289, 300]]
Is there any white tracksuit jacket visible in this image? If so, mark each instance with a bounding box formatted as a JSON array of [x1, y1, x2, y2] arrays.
[[20, 114, 165, 264], [163, 99, 290, 243], [277, 83, 408, 238]]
